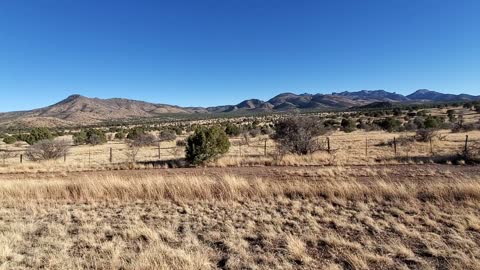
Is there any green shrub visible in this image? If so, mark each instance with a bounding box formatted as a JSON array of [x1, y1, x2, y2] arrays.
[[185, 126, 230, 165], [127, 127, 146, 140], [376, 117, 401, 132], [114, 131, 127, 140], [3, 136, 17, 144], [73, 129, 107, 145], [341, 118, 356, 133], [225, 123, 241, 137]]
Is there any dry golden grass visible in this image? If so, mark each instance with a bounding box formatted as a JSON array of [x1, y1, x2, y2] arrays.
[[1, 171, 480, 269], [1, 129, 479, 173]]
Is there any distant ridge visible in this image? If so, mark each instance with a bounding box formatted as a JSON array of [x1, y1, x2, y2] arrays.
[[0, 89, 478, 127]]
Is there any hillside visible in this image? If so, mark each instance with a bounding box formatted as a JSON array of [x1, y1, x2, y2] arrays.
[[0, 89, 478, 127]]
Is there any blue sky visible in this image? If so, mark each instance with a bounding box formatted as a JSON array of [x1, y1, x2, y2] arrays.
[[0, 0, 479, 112]]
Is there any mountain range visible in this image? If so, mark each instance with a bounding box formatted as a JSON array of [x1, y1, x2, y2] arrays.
[[0, 89, 478, 127]]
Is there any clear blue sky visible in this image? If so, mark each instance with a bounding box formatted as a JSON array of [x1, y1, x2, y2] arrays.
[[0, 0, 479, 112]]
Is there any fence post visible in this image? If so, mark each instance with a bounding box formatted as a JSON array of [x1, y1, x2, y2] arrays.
[[20, 154, 23, 164], [393, 137, 397, 156], [64, 152, 67, 162], [264, 139, 267, 156], [109, 147, 113, 163], [464, 135, 469, 155], [327, 137, 331, 154]]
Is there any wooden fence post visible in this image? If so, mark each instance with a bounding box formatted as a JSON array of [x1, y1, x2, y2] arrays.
[[109, 147, 113, 163], [64, 152, 67, 162], [264, 139, 267, 156], [393, 137, 397, 156], [365, 137, 368, 157], [327, 137, 331, 154], [20, 154, 23, 164], [464, 135, 469, 155]]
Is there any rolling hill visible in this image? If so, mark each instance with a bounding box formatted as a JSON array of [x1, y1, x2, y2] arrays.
[[0, 89, 478, 127]]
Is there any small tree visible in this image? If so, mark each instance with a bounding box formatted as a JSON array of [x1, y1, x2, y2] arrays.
[[25, 140, 70, 161], [125, 144, 140, 163], [272, 117, 327, 155], [0, 150, 16, 165], [185, 126, 230, 165]]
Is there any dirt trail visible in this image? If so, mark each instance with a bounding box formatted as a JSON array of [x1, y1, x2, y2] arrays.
[[1, 164, 479, 183]]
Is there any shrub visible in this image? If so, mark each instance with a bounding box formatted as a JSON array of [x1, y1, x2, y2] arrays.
[[73, 129, 107, 145], [25, 140, 70, 161], [127, 127, 146, 140], [185, 126, 230, 165], [272, 117, 327, 155], [375, 117, 401, 132], [341, 118, 356, 133], [248, 128, 260, 138], [176, 139, 187, 147], [17, 127, 54, 145], [424, 116, 444, 129], [225, 123, 241, 137], [72, 131, 87, 145], [131, 133, 157, 147], [114, 130, 127, 140], [159, 130, 177, 142], [3, 136, 17, 145], [415, 129, 437, 142]]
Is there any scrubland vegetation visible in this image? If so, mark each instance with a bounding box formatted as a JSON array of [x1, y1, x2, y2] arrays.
[[1, 103, 480, 269]]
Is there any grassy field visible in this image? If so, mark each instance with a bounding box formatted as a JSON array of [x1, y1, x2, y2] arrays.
[[1, 166, 480, 269]]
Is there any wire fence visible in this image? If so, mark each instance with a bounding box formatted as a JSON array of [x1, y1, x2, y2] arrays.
[[0, 134, 478, 167]]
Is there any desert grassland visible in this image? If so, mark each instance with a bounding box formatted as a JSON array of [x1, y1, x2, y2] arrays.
[[1, 168, 480, 269], [0, 129, 479, 174]]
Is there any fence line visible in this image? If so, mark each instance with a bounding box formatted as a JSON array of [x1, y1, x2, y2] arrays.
[[0, 134, 477, 167]]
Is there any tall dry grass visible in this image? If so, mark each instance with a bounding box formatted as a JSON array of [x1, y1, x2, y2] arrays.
[[1, 173, 480, 203]]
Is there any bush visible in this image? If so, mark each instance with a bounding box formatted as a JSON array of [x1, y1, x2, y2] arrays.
[[16, 127, 54, 145], [415, 129, 437, 142], [3, 136, 17, 144], [127, 127, 146, 140], [225, 123, 241, 137], [131, 133, 157, 147], [73, 129, 107, 145], [159, 130, 177, 142], [25, 140, 70, 161], [341, 118, 356, 133], [272, 117, 327, 155], [376, 117, 401, 132], [185, 126, 230, 165], [114, 130, 127, 140], [176, 139, 187, 147]]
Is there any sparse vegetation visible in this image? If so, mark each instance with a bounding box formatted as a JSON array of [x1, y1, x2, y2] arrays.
[[272, 117, 327, 155], [25, 139, 70, 161]]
